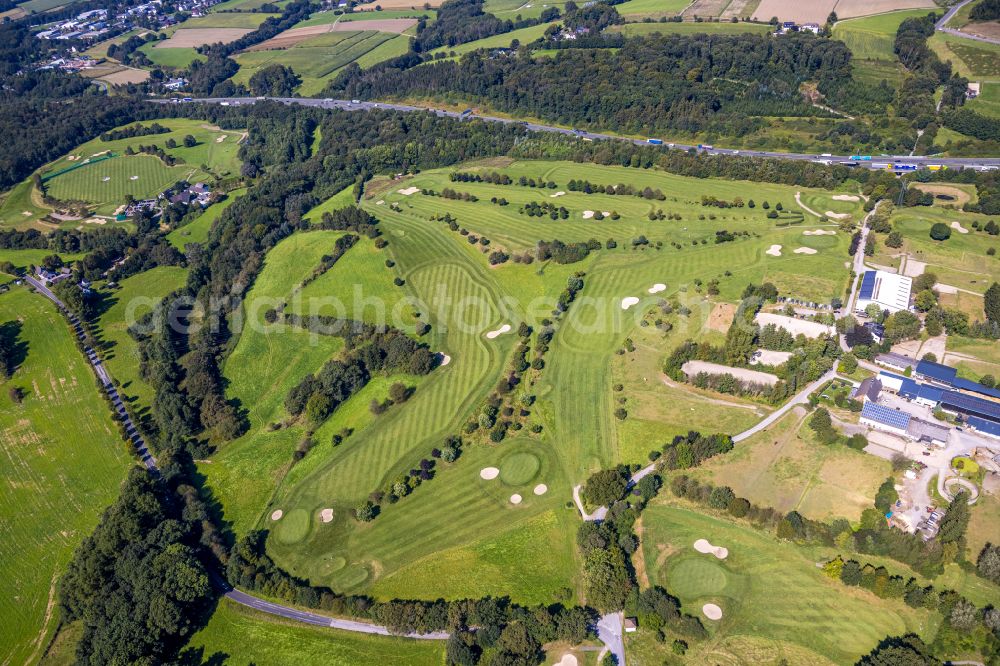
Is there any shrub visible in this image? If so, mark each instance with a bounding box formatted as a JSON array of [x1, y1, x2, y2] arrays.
[[929, 223, 951, 241]]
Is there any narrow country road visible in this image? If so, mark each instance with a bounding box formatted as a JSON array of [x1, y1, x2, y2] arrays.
[[596, 613, 626, 666], [936, 0, 1000, 46], [20, 279, 451, 641]]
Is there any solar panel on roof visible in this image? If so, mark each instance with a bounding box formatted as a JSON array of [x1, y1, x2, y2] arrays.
[[952, 377, 1000, 400], [941, 390, 1000, 420], [858, 271, 876, 300], [861, 402, 911, 429], [968, 416, 1000, 437], [916, 360, 957, 384]]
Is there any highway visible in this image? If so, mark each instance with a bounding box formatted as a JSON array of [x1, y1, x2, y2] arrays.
[[153, 96, 1000, 171]]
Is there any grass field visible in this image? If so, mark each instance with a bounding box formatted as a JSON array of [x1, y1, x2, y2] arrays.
[[184, 11, 280, 27], [613, 0, 691, 18], [137, 42, 206, 68], [181, 599, 446, 665], [37, 119, 243, 216], [967, 81, 1000, 119], [833, 9, 932, 61], [609, 20, 773, 35], [0, 176, 56, 231], [0, 288, 131, 666], [889, 206, 1000, 294], [628, 504, 935, 665], [168, 187, 247, 249], [688, 406, 892, 522], [430, 21, 556, 55], [928, 32, 1000, 79], [95, 266, 188, 419], [233, 30, 410, 95], [189, 158, 865, 608], [209, 0, 290, 11]]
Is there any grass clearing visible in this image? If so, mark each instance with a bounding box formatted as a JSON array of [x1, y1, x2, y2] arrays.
[[612, 0, 691, 18], [628, 504, 935, 665], [928, 32, 1000, 79], [0, 288, 130, 666], [167, 187, 247, 249], [430, 21, 556, 56], [610, 20, 773, 36], [833, 9, 931, 60], [181, 599, 446, 665], [967, 81, 1000, 119], [137, 43, 206, 68]]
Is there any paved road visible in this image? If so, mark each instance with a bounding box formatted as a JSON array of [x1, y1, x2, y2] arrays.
[[596, 613, 626, 666], [153, 96, 1000, 171], [731, 369, 836, 442], [936, 0, 1000, 46]]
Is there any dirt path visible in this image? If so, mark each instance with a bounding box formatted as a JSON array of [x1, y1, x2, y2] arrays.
[[632, 517, 650, 588], [660, 374, 761, 411]]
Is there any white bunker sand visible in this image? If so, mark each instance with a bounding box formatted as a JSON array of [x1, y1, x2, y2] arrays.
[[320, 508, 334, 523], [702, 603, 723, 621], [480, 467, 500, 480], [825, 211, 849, 219], [951, 221, 969, 234], [129, 175, 139, 180], [554, 655, 578, 666], [439, 353, 452, 366], [550, 191, 565, 197], [270, 509, 283, 521], [621, 296, 640, 310], [803, 229, 835, 236], [693, 538, 729, 559], [510, 494, 523, 505], [794, 247, 818, 255], [582, 210, 595, 219], [485, 324, 511, 339], [648, 283, 666, 294], [766, 244, 782, 257], [102, 176, 111, 182], [397, 186, 420, 195], [832, 194, 860, 201], [533, 484, 548, 496]]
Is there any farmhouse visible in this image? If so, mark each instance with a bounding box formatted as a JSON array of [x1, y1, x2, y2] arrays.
[[35, 266, 72, 286], [875, 352, 916, 373], [855, 270, 912, 315], [852, 377, 882, 403], [860, 402, 910, 437]]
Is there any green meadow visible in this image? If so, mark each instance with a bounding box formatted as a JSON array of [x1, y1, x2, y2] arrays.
[[833, 10, 933, 61], [192, 158, 862, 606], [613, 0, 691, 18], [0, 289, 130, 666], [609, 20, 773, 36], [137, 43, 206, 68], [430, 21, 556, 56], [167, 187, 247, 249], [628, 504, 936, 665]]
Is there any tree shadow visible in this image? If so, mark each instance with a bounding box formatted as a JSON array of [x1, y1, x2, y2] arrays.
[[0, 320, 28, 376]]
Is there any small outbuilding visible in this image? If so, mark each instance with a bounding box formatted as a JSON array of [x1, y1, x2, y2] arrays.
[[624, 617, 638, 633]]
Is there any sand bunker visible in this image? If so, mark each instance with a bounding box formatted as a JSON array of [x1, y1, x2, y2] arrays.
[[510, 494, 523, 505], [582, 210, 595, 219], [550, 191, 565, 198], [375, 200, 384, 205], [320, 508, 334, 523], [129, 175, 139, 181], [486, 324, 512, 339], [102, 177, 111, 182], [270, 509, 283, 521], [951, 221, 969, 234], [832, 194, 859, 201], [803, 229, 835, 236], [702, 603, 723, 620], [825, 211, 850, 219], [439, 353, 452, 366], [215, 135, 226, 143], [765, 244, 782, 257], [397, 186, 420, 196], [480, 467, 500, 480], [21, 211, 32, 216], [533, 484, 548, 496], [553, 655, 578, 666], [648, 283, 666, 294], [693, 538, 729, 559], [621, 296, 640, 310], [794, 247, 817, 255]]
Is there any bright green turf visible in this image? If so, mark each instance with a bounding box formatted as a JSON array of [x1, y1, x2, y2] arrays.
[[613, 0, 692, 17], [0, 288, 131, 666], [39, 119, 243, 215], [95, 266, 188, 417], [0, 249, 84, 274], [967, 81, 1000, 119], [182, 599, 446, 665], [833, 10, 934, 61], [304, 185, 355, 222], [167, 187, 247, 249], [183, 11, 279, 27], [0, 177, 54, 231], [609, 21, 773, 36], [137, 43, 206, 68], [628, 504, 936, 665], [499, 449, 542, 485]]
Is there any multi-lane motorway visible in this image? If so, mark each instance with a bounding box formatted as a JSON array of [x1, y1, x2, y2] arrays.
[[155, 96, 1000, 171]]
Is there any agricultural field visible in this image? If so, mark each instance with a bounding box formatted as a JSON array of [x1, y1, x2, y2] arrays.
[[37, 119, 243, 216], [183, 11, 280, 28], [233, 30, 411, 95], [612, 0, 691, 19], [137, 42, 208, 68], [928, 32, 1000, 79], [0, 289, 130, 666], [193, 157, 863, 608], [484, 0, 569, 19], [181, 600, 447, 666], [430, 20, 556, 55], [94, 266, 189, 416], [627, 504, 935, 665], [833, 9, 933, 61], [609, 19, 773, 36], [209, 0, 290, 11], [886, 205, 1000, 295]]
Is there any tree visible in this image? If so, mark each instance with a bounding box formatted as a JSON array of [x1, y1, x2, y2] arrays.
[[912, 272, 937, 293], [885, 231, 903, 248], [884, 310, 921, 343], [985, 281, 1000, 324], [857, 635, 935, 665], [840, 352, 858, 374], [183, 134, 197, 148], [249, 63, 302, 97], [929, 223, 951, 241], [583, 468, 629, 506], [979, 374, 996, 388], [355, 501, 379, 521], [948, 598, 978, 631], [913, 289, 936, 312], [808, 407, 837, 443]]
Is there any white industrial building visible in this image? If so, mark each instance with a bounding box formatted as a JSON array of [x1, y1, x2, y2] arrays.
[[855, 270, 912, 314]]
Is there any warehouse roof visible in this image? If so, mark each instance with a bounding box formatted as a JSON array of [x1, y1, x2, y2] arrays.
[[941, 390, 1000, 421], [861, 402, 911, 430], [968, 416, 1000, 438], [915, 359, 958, 384]]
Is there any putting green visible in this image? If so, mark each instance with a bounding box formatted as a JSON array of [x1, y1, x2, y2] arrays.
[[499, 451, 541, 486], [274, 508, 310, 544], [316, 555, 347, 576], [664, 557, 731, 599]]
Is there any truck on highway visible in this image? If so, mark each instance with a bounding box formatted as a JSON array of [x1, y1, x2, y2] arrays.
[[697, 144, 714, 151], [890, 163, 917, 171], [927, 164, 947, 171], [647, 138, 663, 145], [849, 155, 872, 161], [460, 108, 473, 119]]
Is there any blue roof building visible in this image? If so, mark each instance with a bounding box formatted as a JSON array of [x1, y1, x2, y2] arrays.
[[940, 390, 1000, 423], [860, 402, 912, 434], [898, 378, 921, 400], [916, 384, 944, 406], [967, 416, 1000, 438], [952, 377, 1000, 400], [915, 359, 958, 385]]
